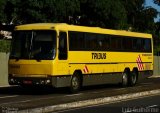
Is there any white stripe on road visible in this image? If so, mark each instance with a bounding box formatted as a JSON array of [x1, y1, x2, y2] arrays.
[[0, 95, 19, 99], [65, 93, 83, 97], [149, 75, 160, 78], [0, 93, 83, 106], [147, 105, 158, 108], [0, 100, 32, 106]]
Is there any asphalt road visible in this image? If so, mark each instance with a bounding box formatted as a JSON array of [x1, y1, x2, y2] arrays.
[[54, 94, 160, 113], [0, 77, 160, 112]]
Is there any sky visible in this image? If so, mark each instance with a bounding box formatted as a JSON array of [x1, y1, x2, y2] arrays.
[[145, 0, 160, 22]]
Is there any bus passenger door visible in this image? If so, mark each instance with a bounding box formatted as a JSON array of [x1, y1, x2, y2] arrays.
[[58, 31, 68, 75]]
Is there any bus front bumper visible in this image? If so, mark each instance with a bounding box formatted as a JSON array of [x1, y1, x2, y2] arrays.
[[8, 74, 52, 86], [8, 74, 71, 87]]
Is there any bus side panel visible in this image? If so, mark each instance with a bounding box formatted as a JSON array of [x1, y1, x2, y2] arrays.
[[82, 73, 122, 86], [68, 51, 153, 86]]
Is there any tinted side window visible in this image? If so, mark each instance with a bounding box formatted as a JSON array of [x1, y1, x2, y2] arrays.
[[96, 34, 110, 51], [85, 33, 97, 51], [122, 37, 132, 51], [59, 32, 67, 60], [143, 39, 152, 52], [69, 31, 152, 52], [69, 31, 85, 50], [110, 36, 122, 51], [133, 38, 141, 51]]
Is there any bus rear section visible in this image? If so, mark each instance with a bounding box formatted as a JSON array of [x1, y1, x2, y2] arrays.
[[67, 30, 153, 92]]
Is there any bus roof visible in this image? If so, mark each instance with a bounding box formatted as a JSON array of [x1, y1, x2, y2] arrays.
[[15, 23, 152, 38]]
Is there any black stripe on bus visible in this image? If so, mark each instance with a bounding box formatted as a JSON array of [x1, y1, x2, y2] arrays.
[[69, 62, 152, 65], [82, 70, 153, 75]]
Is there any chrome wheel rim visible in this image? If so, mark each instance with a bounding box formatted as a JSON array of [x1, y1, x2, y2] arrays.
[[72, 77, 79, 90], [122, 73, 128, 86], [132, 73, 137, 84]]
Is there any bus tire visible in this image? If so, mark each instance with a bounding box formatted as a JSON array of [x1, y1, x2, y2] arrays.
[[122, 71, 129, 87], [70, 73, 81, 93], [129, 70, 138, 86]]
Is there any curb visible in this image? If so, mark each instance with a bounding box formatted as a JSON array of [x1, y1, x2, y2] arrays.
[[19, 89, 160, 113], [0, 85, 10, 88], [149, 75, 160, 78], [0, 85, 17, 88]]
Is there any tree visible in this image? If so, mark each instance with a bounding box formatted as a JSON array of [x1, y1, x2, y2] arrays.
[[13, 0, 46, 24], [80, 0, 128, 29], [153, 0, 160, 35], [4, 0, 14, 24], [0, 0, 7, 24], [47, 0, 80, 23], [0, 0, 158, 33], [8, 0, 80, 24], [154, 0, 160, 5], [121, 0, 158, 33]]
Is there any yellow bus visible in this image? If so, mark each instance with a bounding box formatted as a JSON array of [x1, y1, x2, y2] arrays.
[[8, 23, 153, 93]]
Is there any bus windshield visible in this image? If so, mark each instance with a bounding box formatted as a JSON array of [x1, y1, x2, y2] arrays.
[[10, 30, 56, 60]]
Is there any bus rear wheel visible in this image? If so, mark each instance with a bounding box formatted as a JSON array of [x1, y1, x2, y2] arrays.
[[70, 73, 81, 93]]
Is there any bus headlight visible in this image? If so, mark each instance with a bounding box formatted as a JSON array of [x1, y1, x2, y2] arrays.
[[10, 78, 14, 82], [45, 79, 51, 84], [40, 80, 45, 84]]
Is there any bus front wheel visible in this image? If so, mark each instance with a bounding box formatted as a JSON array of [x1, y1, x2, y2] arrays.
[[70, 73, 81, 93], [129, 70, 138, 86], [122, 71, 129, 87]]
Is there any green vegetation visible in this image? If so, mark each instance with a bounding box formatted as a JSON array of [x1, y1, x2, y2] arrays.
[[0, 40, 11, 52], [0, 0, 160, 53], [0, 0, 159, 31]]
